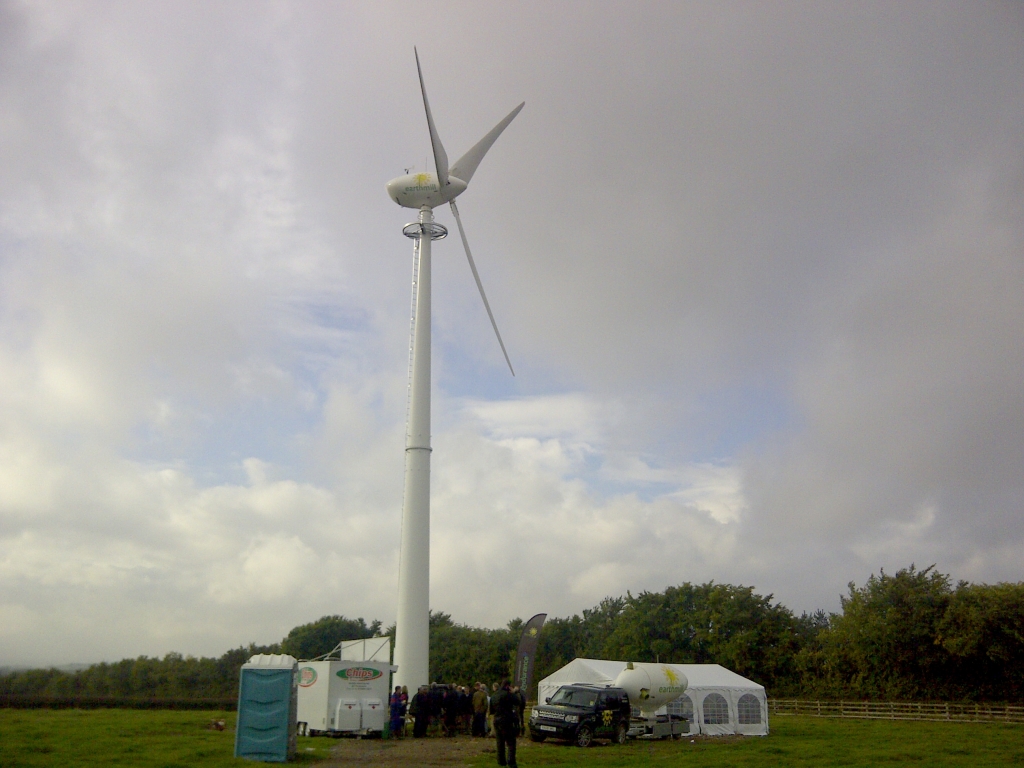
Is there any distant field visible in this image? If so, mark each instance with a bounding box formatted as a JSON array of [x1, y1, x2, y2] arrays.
[[1, 710, 1022, 767]]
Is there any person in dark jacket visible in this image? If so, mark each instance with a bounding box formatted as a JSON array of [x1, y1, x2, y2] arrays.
[[511, 685, 527, 734], [442, 686, 460, 736], [410, 686, 431, 738], [460, 685, 473, 733], [430, 685, 445, 735], [491, 680, 521, 768], [472, 682, 489, 736]]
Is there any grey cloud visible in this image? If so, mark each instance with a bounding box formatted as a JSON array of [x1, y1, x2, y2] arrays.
[[1, 1, 1022, 662]]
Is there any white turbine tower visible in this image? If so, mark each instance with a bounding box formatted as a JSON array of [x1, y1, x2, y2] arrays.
[[386, 49, 523, 692]]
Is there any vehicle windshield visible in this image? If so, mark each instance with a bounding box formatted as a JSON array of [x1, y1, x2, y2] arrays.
[[549, 688, 598, 708]]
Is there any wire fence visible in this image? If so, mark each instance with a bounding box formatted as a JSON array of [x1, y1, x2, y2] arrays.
[[769, 699, 1024, 724]]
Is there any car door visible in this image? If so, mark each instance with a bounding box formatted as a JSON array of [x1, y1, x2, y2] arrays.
[[596, 693, 617, 736]]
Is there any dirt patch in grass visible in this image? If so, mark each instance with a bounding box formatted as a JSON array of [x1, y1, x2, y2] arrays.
[[314, 736, 499, 767], [313, 734, 707, 767]]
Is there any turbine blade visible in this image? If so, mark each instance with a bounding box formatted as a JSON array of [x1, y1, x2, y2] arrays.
[[414, 47, 449, 186], [449, 102, 524, 184], [450, 200, 515, 376]]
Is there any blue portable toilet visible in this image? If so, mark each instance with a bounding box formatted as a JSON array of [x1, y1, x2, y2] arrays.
[[235, 654, 298, 762]]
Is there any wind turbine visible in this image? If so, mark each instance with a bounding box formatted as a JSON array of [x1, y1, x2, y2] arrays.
[[385, 49, 523, 692]]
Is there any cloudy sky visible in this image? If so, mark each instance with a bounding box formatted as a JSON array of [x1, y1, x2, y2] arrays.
[[1, 1, 1022, 666]]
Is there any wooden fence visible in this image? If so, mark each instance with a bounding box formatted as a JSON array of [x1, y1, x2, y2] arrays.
[[769, 699, 1024, 724]]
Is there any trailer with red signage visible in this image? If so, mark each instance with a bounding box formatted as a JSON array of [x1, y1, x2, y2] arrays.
[[296, 660, 396, 736]]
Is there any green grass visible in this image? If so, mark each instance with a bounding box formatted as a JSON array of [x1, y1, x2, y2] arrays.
[[515, 716, 1024, 767], [0, 709, 333, 767], [0, 711, 1021, 767]]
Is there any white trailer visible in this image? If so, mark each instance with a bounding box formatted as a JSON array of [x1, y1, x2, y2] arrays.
[[296, 660, 396, 736]]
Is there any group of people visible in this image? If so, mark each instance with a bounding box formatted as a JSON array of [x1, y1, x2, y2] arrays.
[[388, 680, 527, 767]]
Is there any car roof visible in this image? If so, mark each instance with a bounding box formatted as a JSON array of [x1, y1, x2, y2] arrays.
[[559, 684, 623, 692]]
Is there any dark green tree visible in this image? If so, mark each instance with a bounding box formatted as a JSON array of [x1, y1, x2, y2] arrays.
[[429, 612, 518, 685], [599, 582, 806, 693], [814, 565, 953, 699], [938, 581, 1024, 700], [280, 615, 381, 660], [534, 615, 591, 683]]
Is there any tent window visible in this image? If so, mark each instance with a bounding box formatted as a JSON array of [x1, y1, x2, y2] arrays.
[[702, 693, 729, 725], [738, 693, 761, 724], [666, 694, 693, 721]]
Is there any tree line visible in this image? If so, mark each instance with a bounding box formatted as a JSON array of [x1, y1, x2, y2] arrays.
[[2, 565, 1021, 704], [0, 616, 381, 703]]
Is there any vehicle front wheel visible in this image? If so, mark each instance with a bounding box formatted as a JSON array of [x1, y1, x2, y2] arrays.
[[529, 731, 546, 743], [574, 725, 593, 748], [614, 722, 628, 744]]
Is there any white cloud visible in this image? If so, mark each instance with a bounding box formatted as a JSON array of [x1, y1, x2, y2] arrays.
[[427, 397, 745, 624]]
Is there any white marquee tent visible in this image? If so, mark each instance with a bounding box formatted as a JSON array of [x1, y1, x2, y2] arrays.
[[536, 658, 768, 736]]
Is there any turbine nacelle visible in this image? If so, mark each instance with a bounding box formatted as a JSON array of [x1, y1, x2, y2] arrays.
[[386, 171, 467, 209]]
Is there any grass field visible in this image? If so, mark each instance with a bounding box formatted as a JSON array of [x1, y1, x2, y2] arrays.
[[1, 710, 1022, 767], [0, 709, 332, 767]]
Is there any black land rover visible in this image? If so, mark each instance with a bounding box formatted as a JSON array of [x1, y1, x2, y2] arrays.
[[528, 684, 632, 747]]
